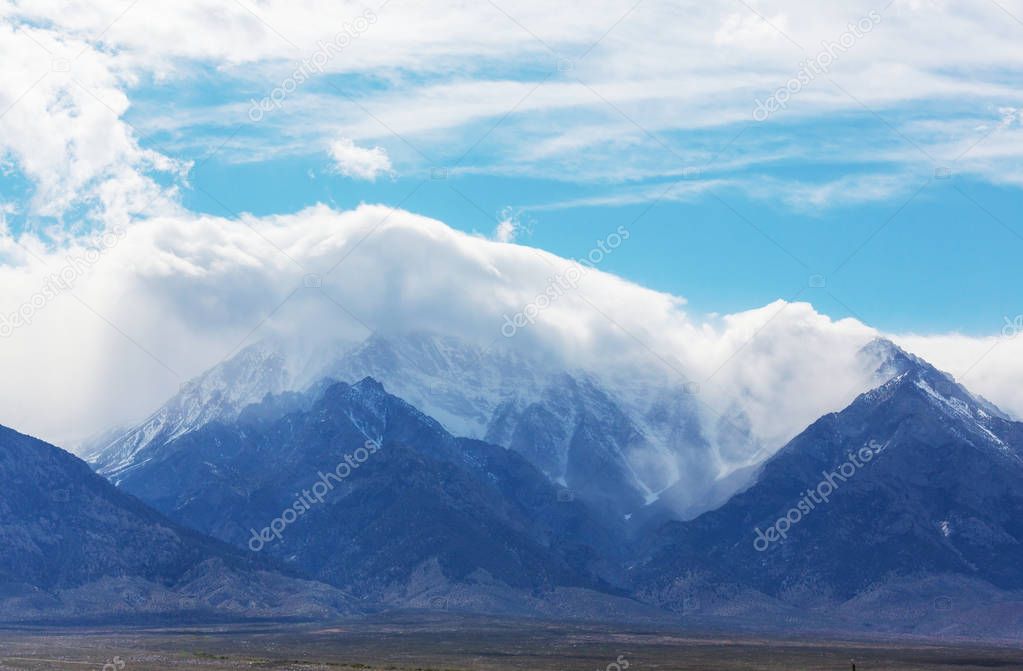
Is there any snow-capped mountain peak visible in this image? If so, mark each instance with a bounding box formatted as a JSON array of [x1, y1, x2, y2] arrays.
[[85, 332, 906, 516]]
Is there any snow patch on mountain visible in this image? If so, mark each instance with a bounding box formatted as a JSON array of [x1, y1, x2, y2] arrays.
[[86, 342, 297, 478]]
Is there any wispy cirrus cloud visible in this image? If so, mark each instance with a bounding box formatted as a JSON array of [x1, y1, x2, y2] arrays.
[[4, 0, 1021, 210]]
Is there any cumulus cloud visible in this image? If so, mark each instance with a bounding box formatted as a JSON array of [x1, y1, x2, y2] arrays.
[[493, 218, 517, 243], [492, 206, 531, 243], [328, 137, 393, 181], [0, 22, 187, 229], [0, 201, 1019, 488], [0, 204, 898, 443]]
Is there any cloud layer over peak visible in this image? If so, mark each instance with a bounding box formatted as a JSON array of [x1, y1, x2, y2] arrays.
[[0, 0, 1020, 468], [0, 201, 1012, 461]]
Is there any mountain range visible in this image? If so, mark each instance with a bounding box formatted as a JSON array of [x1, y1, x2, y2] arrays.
[[4, 333, 1023, 637], [0, 423, 356, 621], [632, 341, 1023, 637], [85, 332, 895, 521], [113, 377, 629, 610]]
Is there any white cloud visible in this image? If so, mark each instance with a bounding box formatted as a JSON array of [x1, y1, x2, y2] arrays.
[[3, 0, 1022, 199], [0, 0, 1021, 461], [328, 137, 393, 181], [0, 201, 1019, 510], [0, 203, 889, 450], [763, 172, 920, 211], [0, 21, 187, 231], [492, 206, 532, 242], [493, 218, 517, 243]]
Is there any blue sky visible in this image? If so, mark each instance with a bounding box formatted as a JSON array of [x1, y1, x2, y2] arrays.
[[5, 0, 1018, 335], [3, 0, 1023, 443], [178, 129, 1021, 336]]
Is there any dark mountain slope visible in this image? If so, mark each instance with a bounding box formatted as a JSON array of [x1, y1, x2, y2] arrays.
[[116, 378, 629, 608], [0, 424, 354, 620], [634, 343, 1023, 609]]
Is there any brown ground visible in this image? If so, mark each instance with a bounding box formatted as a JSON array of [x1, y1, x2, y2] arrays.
[[1, 614, 1021, 671]]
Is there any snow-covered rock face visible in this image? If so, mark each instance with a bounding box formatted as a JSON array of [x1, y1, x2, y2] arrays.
[[860, 338, 1021, 463], [85, 332, 901, 516], [326, 335, 667, 510], [323, 333, 779, 517], [84, 343, 293, 479], [83, 335, 363, 479], [324, 332, 550, 441]]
